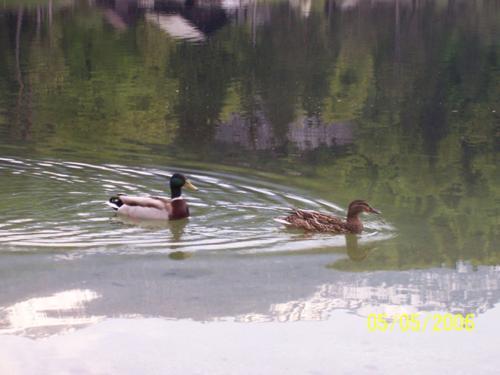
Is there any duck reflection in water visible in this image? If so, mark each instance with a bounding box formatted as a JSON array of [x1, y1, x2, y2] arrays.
[[112, 216, 189, 245], [345, 234, 376, 262]]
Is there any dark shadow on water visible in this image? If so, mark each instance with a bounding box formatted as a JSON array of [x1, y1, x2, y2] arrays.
[[95, 0, 229, 39], [112, 215, 188, 243], [168, 250, 192, 260], [344, 234, 377, 262]]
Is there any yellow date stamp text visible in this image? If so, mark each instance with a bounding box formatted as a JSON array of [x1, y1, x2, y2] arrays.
[[367, 313, 475, 333]]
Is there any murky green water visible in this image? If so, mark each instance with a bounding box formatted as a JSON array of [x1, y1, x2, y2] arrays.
[[0, 0, 499, 373]]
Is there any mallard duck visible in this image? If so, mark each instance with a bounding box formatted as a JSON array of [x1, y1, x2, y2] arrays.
[[276, 200, 380, 234], [108, 173, 198, 220]]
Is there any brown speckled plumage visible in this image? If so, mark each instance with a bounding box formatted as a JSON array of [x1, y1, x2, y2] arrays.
[[279, 200, 380, 234]]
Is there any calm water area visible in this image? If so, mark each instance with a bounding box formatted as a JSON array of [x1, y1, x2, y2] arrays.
[[0, 0, 499, 373]]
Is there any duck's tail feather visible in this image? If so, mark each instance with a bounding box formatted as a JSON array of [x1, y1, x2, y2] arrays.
[[108, 196, 123, 210]]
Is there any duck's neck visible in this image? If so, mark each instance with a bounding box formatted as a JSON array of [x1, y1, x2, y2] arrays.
[[346, 213, 363, 234], [170, 186, 182, 199]]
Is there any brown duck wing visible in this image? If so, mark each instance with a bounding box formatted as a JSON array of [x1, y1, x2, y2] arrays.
[[285, 209, 348, 233], [294, 209, 343, 223]]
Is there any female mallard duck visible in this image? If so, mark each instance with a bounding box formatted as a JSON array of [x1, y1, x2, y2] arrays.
[[108, 173, 198, 220], [276, 200, 380, 234]]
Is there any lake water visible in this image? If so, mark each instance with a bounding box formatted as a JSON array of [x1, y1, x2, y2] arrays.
[[0, 0, 499, 374]]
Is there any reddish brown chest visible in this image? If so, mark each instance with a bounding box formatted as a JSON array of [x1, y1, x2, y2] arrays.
[[169, 199, 190, 220]]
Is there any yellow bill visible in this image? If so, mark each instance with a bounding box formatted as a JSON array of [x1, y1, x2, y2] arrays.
[[184, 179, 198, 191]]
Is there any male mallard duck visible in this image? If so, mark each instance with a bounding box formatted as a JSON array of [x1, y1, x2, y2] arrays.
[[276, 200, 380, 234], [108, 173, 198, 220]]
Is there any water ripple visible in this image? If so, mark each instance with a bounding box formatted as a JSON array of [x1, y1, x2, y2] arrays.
[[0, 157, 394, 255]]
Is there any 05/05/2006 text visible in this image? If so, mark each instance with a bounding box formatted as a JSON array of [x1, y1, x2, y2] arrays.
[[367, 313, 475, 333]]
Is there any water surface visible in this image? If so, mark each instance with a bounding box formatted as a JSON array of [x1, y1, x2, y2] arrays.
[[0, 0, 499, 373]]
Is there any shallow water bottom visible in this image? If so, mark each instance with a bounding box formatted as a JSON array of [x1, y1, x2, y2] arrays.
[[1, 308, 499, 375]]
